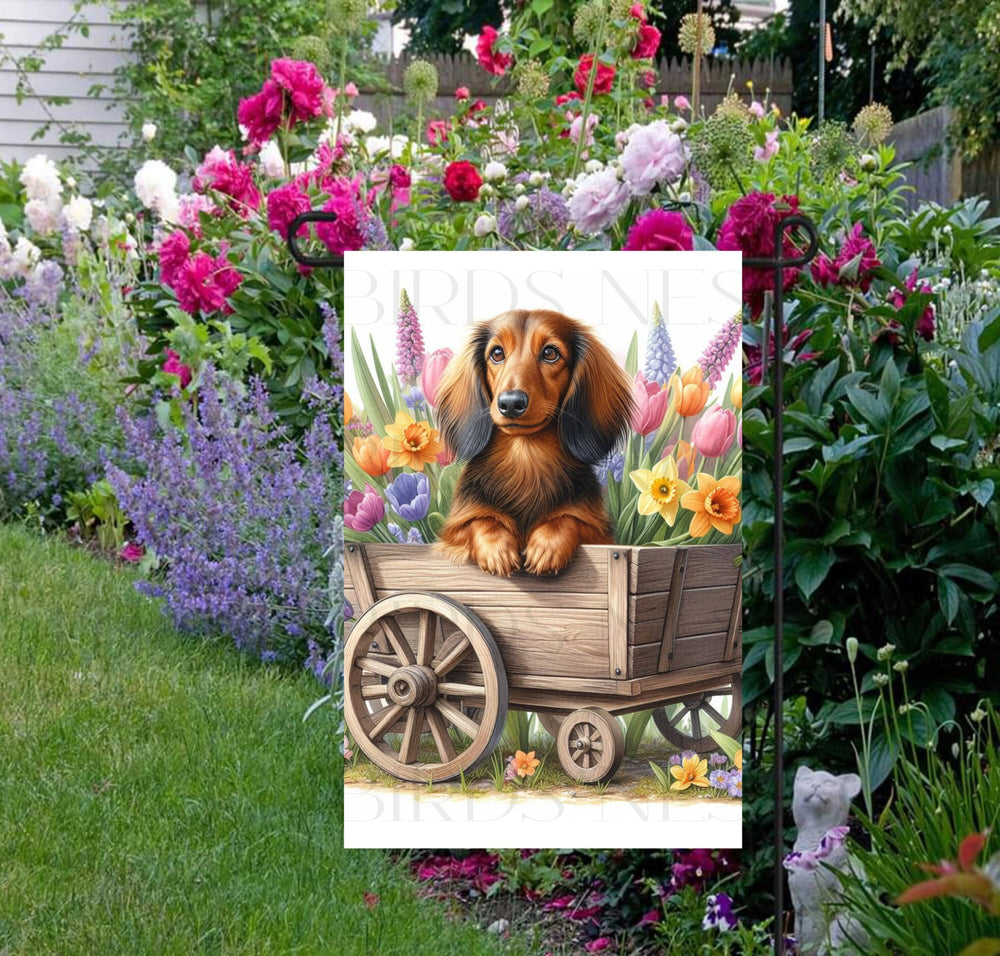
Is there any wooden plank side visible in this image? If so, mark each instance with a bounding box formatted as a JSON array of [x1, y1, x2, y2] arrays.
[[629, 547, 675, 593], [723, 578, 742, 662], [680, 545, 741, 589], [362, 543, 611, 595], [348, 587, 606, 611], [608, 549, 629, 679], [670, 631, 730, 670], [631, 585, 738, 645]]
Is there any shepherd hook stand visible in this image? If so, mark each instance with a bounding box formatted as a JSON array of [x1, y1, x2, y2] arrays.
[[287, 211, 345, 269], [744, 214, 819, 955]]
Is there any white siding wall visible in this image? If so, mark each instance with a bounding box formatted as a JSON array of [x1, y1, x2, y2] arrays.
[[0, 0, 134, 163]]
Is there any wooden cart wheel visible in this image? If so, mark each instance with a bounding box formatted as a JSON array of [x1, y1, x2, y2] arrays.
[[653, 673, 742, 753], [344, 592, 508, 783], [557, 708, 625, 784], [536, 711, 570, 738]]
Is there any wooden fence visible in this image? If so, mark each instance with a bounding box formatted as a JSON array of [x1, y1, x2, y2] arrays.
[[355, 54, 793, 129]]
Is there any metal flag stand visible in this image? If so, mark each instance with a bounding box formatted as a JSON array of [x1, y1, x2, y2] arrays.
[[743, 213, 819, 954]]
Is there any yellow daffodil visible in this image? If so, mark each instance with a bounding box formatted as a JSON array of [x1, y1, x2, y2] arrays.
[[382, 410, 444, 471], [670, 754, 710, 791], [681, 473, 742, 536], [629, 456, 692, 526]]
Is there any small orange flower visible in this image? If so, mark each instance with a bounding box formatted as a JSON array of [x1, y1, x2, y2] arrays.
[[352, 435, 391, 476], [671, 366, 710, 417], [382, 410, 444, 471], [670, 754, 710, 791], [681, 473, 742, 536], [897, 831, 1000, 915], [345, 391, 355, 424], [671, 439, 697, 481], [730, 378, 742, 410], [513, 749, 541, 778], [734, 749, 743, 771]]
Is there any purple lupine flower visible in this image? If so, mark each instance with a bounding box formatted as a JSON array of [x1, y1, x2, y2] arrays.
[[697, 316, 740, 388], [709, 769, 730, 790], [385, 472, 430, 522], [362, 215, 391, 250], [395, 288, 425, 386], [344, 483, 385, 532], [702, 893, 737, 931], [644, 301, 677, 386], [320, 300, 345, 380]]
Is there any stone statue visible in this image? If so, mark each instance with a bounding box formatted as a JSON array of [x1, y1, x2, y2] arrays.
[[786, 765, 870, 955]]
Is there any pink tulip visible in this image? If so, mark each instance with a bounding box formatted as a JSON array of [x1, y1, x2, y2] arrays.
[[344, 483, 385, 532], [691, 407, 737, 458], [630, 371, 670, 435], [420, 347, 454, 407]]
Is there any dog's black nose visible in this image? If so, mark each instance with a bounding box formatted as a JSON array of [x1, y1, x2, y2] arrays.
[[497, 390, 529, 418]]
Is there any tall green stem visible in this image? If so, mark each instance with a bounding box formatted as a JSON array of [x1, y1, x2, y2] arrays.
[[570, 10, 608, 180], [335, 38, 348, 141]]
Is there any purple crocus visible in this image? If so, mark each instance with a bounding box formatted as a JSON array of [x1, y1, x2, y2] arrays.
[[384, 472, 429, 522], [709, 769, 730, 790], [709, 752, 728, 767], [344, 482, 385, 532], [726, 769, 743, 798], [702, 893, 737, 931]]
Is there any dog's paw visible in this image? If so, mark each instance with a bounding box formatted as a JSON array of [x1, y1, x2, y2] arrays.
[[475, 537, 522, 577], [522, 534, 572, 576]]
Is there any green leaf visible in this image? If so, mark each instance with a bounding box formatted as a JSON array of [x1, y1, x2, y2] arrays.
[[879, 357, 900, 407], [938, 574, 961, 624], [939, 563, 999, 593], [802, 619, 835, 646], [795, 549, 836, 600], [978, 312, 1000, 352], [708, 730, 741, 763], [624, 331, 639, 378], [961, 478, 995, 507], [866, 732, 900, 790], [930, 434, 966, 451], [648, 761, 671, 790]]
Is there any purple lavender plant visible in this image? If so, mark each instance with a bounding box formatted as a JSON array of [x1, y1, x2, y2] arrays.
[[497, 187, 570, 245], [107, 369, 334, 663], [395, 288, 425, 386], [644, 301, 677, 386], [697, 315, 740, 388]]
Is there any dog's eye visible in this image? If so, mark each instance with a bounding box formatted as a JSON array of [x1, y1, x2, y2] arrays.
[[489, 345, 505, 363], [540, 345, 561, 363]]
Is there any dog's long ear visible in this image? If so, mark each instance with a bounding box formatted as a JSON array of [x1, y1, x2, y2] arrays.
[[559, 327, 634, 463], [435, 323, 494, 461]]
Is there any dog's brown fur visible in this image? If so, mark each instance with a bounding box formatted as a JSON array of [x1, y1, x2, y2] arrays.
[[435, 310, 633, 575]]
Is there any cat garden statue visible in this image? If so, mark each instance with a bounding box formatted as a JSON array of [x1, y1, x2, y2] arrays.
[[786, 766, 870, 955]]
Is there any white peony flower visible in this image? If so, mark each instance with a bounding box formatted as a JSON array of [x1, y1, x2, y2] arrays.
[[141, 121, 158, 142], [483, 160, 507, 182], [584, 159, 604, 174], [527, 171, 546, 187], [11, 236, 41, 277], [258, 140, 286, 178], [20, 154, 62, 204], [62, 195, 93, 232], [399, 237, 415, 251], [567, 167, 629, 234], [514, 195, 530, 212], [134, 159, 179, 221], [345, 109, 377, 134], [620, 120, 688, 196], [473, 213, 497, 237], [24, 197, 62, 236]]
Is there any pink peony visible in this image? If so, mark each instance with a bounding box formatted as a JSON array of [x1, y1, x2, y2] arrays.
[[674, 95, 690, 111], [176, 193, 218, 233], [172, 251, 243, 315], [344, 483, 385, 532], [749, 100, 766, 118], [238, 58, 329, 145], [455, 86, 470, 100], [623, 209, 693, 251], [691, 407, 737, 458], [426, 119, 449, 146], [316, 178, 368, 255], [810, 221, 881, 292], [420, 347, 454, 407], [632, 23, 661, 59], [630, 3, 646, 20], [193, 146, 261, 215], [631, 371, 670, 435], [158, 231, 190, 288], [620, 120, 687, 195], [238, 79, 285, 146], [476, 26, 512, 76], [886, 268, 936, 342], [567, 168, 629, 234], [120, 542, 145, 563], [162, 348, 192, 388], [266, 182, 311, 240], [555, 91, 582, 107]]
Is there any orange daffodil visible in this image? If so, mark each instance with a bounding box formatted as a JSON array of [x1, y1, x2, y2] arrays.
[[670, 753, 710, 791], [682, 473, 742, 537], [382, 410, 444, 471], [629, 456, 691, 526]]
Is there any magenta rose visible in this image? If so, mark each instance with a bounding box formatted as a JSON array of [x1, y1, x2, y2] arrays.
[[624, 209, 694, 252], [266, 182, 311, 240], [344, 483, 385, 532]]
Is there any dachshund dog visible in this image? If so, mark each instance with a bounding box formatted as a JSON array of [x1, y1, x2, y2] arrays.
[[435, 309, 633, 576]]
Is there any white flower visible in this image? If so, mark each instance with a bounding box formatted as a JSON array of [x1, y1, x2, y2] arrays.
[[11, 236, 41, 277], [134, 159, 179, 220], [620, 120, 688, 196], [24, 197, 62, 236], [873, 673, 889, 686], [876, 643, 896, 661], [365, 134, 410, 159], [345, 109, 377, 134], [513, 183, 525, 196], [892, 660, 909, 673], [670, 118, 689, 134], [62, 195, 93, 232], [527, 171, 546, 187], [859, 153, 878, 171], [483, 160, 507, 182], [584, 159, 604, 173], [473, 213, 497, 237], [479, 183, 495, 199], [567, 167, 629, 235], [258, 140, 286, 178], [239, 123, 250, 141], [141, 121, 158, 142], [65, 176, 77, 189], [399, 237, 415, 251], [514, 195, 530, 212], [971, 707, 987, 723], [20, 154, 62, 204]]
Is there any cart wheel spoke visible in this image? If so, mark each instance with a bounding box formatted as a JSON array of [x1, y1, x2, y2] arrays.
[[425, 707, 458, 763], [690, 708, 702, 739], [701, 702, 727, 727], [437, 682, 486, 699], [652, 674, 743, 753], [668, 705, 690, 728], [435, 698, 481, 739], [557, 708, 624, 785], [361, 683, 390, 700], [398, 708, 424, 764], [416, 609, 437, 668], [357, 657, 397, 679], [369, 703, 405, 741], [433, 636, 471, 677]]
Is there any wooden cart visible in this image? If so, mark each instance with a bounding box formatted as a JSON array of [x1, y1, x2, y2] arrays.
[[343, 543, 742, 785]]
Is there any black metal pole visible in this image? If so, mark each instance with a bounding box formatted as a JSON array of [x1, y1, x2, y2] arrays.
[[287, 211, 345, 269], [744, 214, 818, 954]]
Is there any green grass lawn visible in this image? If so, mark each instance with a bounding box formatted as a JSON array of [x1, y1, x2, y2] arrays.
[[0, 526, 521, 955]]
